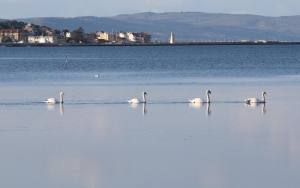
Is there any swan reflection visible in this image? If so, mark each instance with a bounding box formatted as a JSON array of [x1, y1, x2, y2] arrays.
[[60, 103, 64, 115], [142, 103, 147, 116], [45, 103, 65, 115], [46, 104, 55, 111], [189, 103, 211, 116], [128, 103, 147, 116], [245, 103, 266, 115], [129, 103, 139, 108], [189, 102, 203, 109], [206, 103, 211, 116]]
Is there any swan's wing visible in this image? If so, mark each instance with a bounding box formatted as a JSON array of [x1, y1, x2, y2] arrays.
[[189, 98, 203, 103], [44, 98, 56, 103], [245, 98, 260, 103], [127, 98, 140, 104], [245, 102, 260, 107]]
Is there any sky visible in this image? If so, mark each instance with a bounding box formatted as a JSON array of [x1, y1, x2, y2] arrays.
[[0, 0, 299, 19]]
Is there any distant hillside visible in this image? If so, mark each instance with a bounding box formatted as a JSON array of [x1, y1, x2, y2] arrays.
[[13, 12, 300, 41]]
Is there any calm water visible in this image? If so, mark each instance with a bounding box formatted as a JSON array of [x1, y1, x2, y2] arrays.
[[0, 45, 300, 188]]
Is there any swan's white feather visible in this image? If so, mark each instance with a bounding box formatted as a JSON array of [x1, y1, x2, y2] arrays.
[[245, 92, 266, 103], [189, 98, 204, 103], [189, 90, 211, 103], [245, 98, 263, 103], [44, 92, 64, 104], [127, 98, 140, 104], [127, 92, 147, 104], [44, 98, 57, 104]]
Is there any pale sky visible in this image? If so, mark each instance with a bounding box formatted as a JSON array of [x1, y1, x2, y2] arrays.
[[1, 0, 299, 19]]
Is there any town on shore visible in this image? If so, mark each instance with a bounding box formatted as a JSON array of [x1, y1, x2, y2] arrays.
[[1, 20, 299, 46], [0, 21, 151, 45]]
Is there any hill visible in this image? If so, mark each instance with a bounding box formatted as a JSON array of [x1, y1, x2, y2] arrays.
[[13, 12, 300, 41]]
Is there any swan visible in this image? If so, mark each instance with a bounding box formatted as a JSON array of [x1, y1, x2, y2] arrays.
[[95, 74, 99, 78], [189, 90, 211, 103], [44, 92, 64, 104], [127, 92, 147, 104], [245, 91, 267, 103]]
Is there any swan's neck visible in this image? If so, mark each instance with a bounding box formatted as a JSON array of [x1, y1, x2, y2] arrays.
[[206, 92, 210, 103], [60, 95, 63, 103], [143, 94, 146, 103], [262, 93, 265, 102]]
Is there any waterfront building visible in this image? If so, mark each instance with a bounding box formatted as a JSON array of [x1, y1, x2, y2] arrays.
[[0, 29, 27, 42], [28, 35, 57, 43], [170, 32, 175, 44], [96, 31, 117, 42]]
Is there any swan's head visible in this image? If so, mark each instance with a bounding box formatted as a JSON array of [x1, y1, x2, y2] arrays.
[[262, 91, 267, 95], [143, 92, 147, 95], [60, 92, 64, 96], [206, 90, 211, 94]]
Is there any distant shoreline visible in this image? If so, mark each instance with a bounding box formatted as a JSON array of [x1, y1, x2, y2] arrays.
[[1, 41, 300, 47]]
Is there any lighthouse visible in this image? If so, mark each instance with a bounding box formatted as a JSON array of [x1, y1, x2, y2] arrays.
[[170, 32, 175, 44]]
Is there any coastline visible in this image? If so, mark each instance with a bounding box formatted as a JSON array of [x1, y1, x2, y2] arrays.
[[1, 41, 300, 47]]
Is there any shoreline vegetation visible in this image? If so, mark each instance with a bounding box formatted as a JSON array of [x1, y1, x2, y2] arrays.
[[1, 41, 300, 47]]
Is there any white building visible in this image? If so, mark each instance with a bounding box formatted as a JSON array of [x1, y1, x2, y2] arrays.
[[28, 36, 57, 43], [170, 32, 175, 44], [254, 40, 267, 43], [96, 31, 118, 42], [66, 32, 71, 38], [126, 32, 138, 43]]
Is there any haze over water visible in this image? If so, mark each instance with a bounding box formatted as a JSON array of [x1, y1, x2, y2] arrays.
[[0, 45, 300, 188]]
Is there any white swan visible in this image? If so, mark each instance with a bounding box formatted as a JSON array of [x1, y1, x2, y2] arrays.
[[95, 74, 99, 78], [44, 92, 64, 104], [245, 91, 267, 103], [189, 90, 211, 103], [127, 92, 147, 104]]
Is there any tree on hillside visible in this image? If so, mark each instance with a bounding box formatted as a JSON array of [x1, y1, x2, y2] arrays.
[[71, 27, 86, 43], [0, 20, 26, 29]]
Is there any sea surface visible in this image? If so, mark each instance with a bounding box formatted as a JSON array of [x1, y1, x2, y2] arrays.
[[0, 45, 300, 188]]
